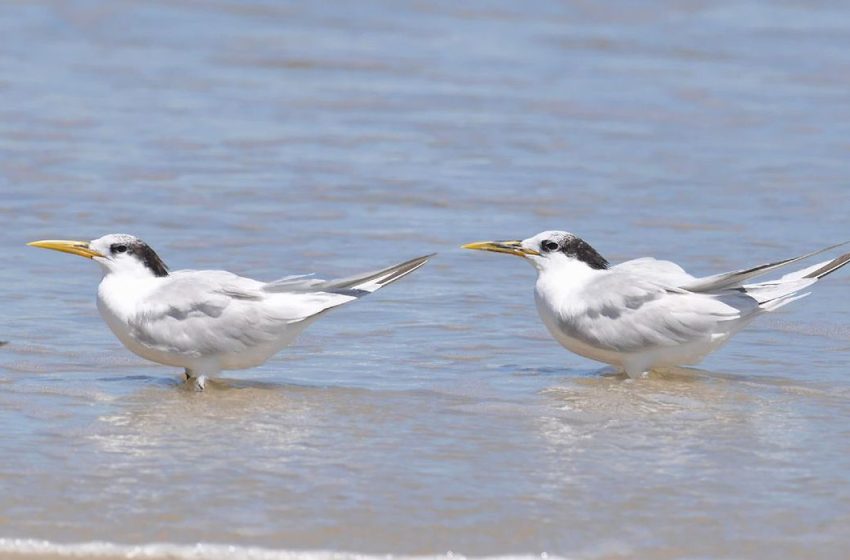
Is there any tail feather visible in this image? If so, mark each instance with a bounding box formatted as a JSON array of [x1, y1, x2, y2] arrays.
[[264, 254, 434, 296], [743, 276, 809, 298], [757, 291, 812, 312], [739, 250, 850, 312]]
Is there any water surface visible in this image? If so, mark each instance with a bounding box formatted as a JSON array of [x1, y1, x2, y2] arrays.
[[1, 1, 849, 558]]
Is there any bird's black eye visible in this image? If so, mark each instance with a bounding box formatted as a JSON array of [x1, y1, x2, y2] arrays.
[[111, 244, 128, 254], [541, 240, 560, 252]]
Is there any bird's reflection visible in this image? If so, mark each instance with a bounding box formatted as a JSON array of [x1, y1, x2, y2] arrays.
[[534, 363, 842, 485], [87, 377, 345, 462]]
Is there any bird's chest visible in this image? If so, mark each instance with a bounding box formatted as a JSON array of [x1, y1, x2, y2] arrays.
[[534, 287, 588, 345], [96, 276, 155, 335], [533, 274, 623, 363], [533, 274, 592, 324]]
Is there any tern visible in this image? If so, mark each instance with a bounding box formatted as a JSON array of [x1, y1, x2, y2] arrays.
[[29, 234, 433, 389], [463, 231, 850, 378]]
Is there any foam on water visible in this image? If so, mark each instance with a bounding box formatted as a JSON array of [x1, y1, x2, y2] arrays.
[[0, 539, 564, 560]]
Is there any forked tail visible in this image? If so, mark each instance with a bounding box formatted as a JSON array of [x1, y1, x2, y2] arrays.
[[743, 250, 850, 311]]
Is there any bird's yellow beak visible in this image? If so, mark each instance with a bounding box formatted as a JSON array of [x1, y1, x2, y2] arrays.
[[461, 240, 540, 257], [27, 240, 104, 259]]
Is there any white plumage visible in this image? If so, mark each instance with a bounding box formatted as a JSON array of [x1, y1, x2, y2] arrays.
[[29, 234, 433, 389], [464, 231, 849, 378]]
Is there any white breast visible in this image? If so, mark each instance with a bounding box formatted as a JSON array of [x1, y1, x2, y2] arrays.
[[96, 274, 189, 368], [534, 288, 626, 367]]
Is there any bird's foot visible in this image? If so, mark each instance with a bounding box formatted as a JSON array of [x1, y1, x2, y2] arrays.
[[193, 375, 207, 391], [622, 368, 651, 380], [182, 370, 207, 391]]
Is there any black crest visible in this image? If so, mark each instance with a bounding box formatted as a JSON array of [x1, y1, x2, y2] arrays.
[[135, 242, 169, 277], [562, 236, 609, 270], [110, 238, 169, 277]]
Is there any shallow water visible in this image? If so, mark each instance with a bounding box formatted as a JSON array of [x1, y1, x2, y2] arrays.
[[1, 1, 850, 559]]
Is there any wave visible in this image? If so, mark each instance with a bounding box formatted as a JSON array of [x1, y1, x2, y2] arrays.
[[0, 539, 563, 560]]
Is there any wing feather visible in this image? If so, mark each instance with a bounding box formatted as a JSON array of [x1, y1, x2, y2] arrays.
[[563, 272, 751, 353], [681, 241, 848, 292], [127, 271, 349, 357]]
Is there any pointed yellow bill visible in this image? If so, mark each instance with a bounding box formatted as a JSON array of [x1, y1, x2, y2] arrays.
[[461, 240, 540, 257], [27, 239, 104, 259]]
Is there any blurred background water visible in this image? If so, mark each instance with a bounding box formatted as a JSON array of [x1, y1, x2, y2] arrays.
[[1, 1, 849, 558]]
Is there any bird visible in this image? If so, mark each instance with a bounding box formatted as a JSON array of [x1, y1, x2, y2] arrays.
[[28, 234, 433, 390], [463, 231, 850, 378]]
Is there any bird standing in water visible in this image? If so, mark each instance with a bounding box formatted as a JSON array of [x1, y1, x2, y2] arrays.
[[29, 234, 433, 390], [464, 231, 849, 377]]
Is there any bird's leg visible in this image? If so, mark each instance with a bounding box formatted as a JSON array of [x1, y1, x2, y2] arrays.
[[623, 362, 651, 379], [183, 369, 207, 391], [183, 365, 218, 391]]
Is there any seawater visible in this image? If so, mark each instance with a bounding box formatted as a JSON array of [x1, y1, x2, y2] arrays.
[[0, 1, 849, 558]]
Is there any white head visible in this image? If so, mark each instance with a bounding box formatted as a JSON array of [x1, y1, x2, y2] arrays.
[[462, 230, 609, 274], [28, 233, 170, 278]]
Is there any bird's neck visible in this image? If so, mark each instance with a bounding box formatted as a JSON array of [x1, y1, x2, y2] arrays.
[[534, 259, 603, 310], [97, 256, 164, 279], [96, 271, 162, 321]]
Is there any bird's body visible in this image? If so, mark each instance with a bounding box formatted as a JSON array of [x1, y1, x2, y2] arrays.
[[464, 231, 849, 377], [97, 269, 321, 372], [30, 234, 432, 389]]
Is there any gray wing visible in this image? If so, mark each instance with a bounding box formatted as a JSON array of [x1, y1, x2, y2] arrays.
[[128, 255, 433, 358], [128, 271, 345, 357], [612, 257, 695, 285], [567, 271, 753, 353]]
